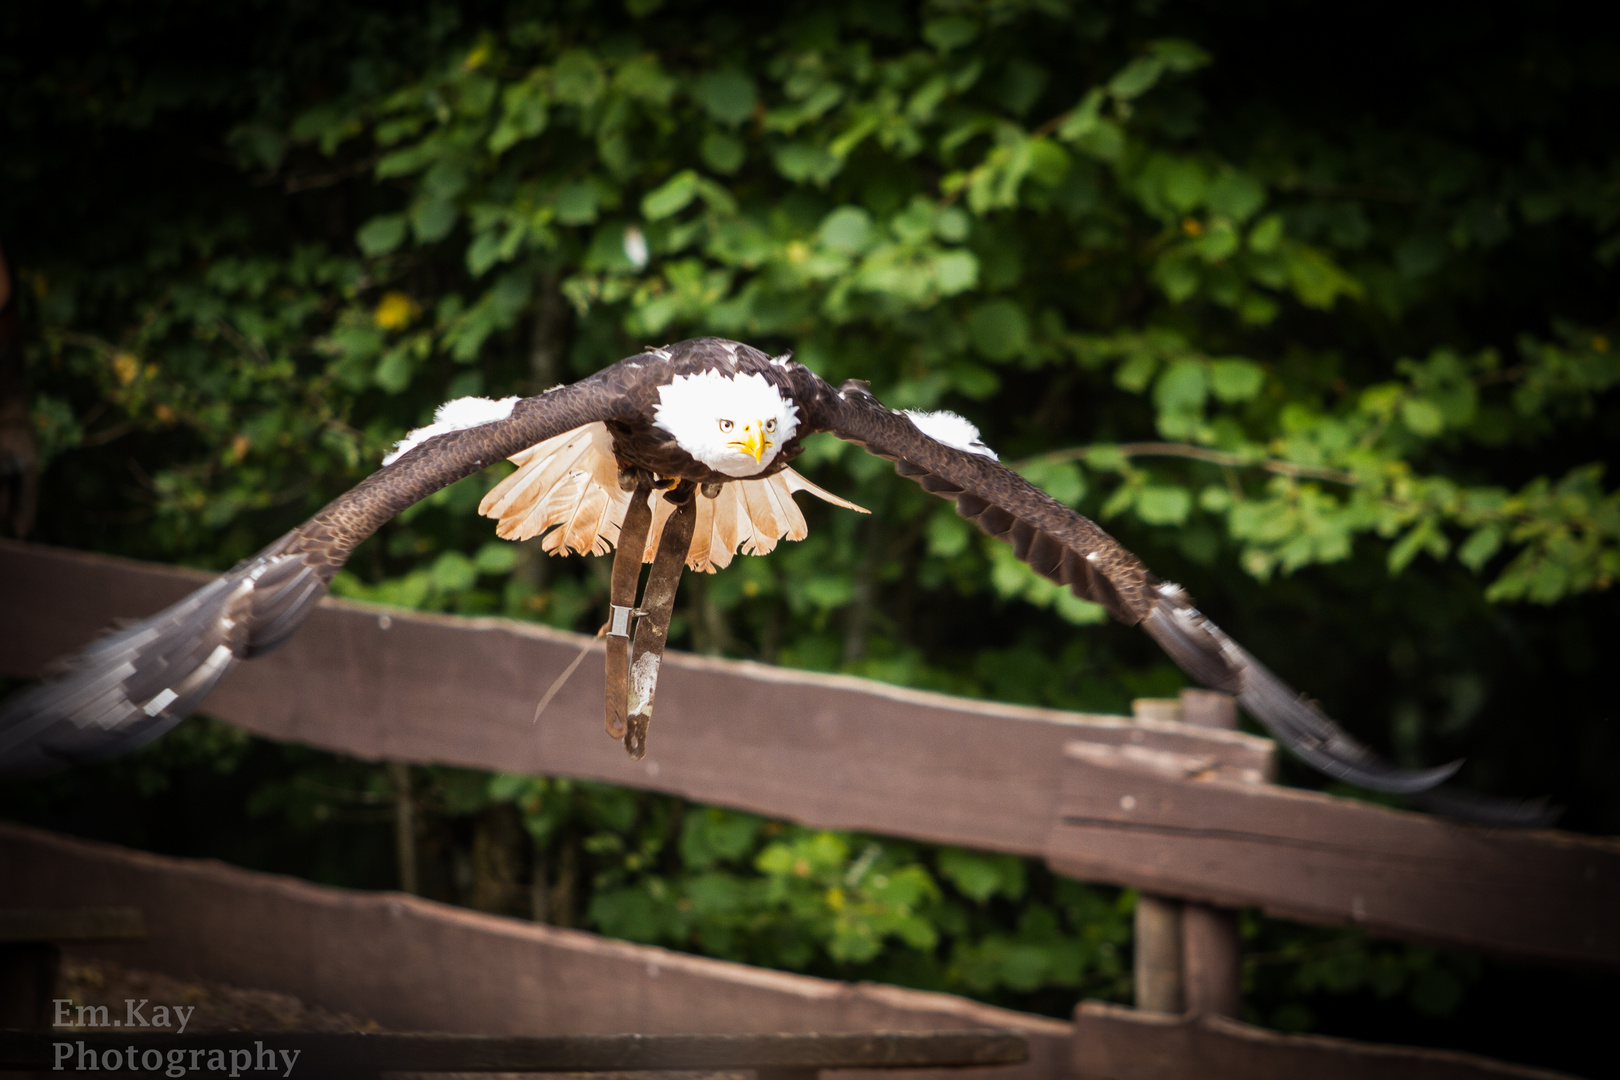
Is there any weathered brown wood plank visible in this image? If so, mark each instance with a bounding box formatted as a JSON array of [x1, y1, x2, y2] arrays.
[[1045, 744, 1620, 968], [0, 906, 144, 943], [5, 541, 1616, 969], [0, 540, 1273, 859], [1071, 1002, 1577, 1080], [0, 823, 1071, 1080]]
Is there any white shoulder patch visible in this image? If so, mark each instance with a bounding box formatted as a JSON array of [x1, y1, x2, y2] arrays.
[[384, 396, 520, 465], [901, 410, 998, 460]]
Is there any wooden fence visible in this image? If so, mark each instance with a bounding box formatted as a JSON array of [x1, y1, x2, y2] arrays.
[[0, 824, 1575, 1080], [1, 539, 1614, 1077]]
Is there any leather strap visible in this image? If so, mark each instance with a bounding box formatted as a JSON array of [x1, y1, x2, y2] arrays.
[[622, 481, 697, 759], [604, 476, 655, 740]]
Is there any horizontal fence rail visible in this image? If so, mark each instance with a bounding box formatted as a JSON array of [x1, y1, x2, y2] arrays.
[[1047, 746, 1617, 968], [0, 540, 1274, 856], [0, 823, 1580, 1080], [1071, 1003, 1573, 1080], [2, 540, 1616, 970], [0, 822, 1073, 1080]]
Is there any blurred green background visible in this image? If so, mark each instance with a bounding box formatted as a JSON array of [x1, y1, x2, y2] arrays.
[[1, 0, 1615, 1074]]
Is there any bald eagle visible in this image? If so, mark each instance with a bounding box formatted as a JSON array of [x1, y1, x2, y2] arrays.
[[0, 338, 1527, 817]]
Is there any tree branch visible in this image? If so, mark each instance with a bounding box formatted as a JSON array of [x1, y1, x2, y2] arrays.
[[1027, 442, 1359, 485]]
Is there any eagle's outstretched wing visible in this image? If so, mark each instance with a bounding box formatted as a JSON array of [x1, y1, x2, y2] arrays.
[[0, 338, 1555, 826], [0, 375, 633, 775], [797, 373, 1546, 816]]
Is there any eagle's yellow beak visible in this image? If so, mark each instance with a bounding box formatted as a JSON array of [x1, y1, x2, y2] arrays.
[[728, 421, 769, 463]]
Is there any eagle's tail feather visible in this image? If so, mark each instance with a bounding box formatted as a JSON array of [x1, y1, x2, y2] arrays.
[[781, 470, 868, 517], [685, 489, 717, 571], [707, 485, 743, 570], [739, 477, 784, 557], [478, 422, 858, 573]]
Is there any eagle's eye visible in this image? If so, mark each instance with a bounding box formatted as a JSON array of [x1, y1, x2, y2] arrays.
[[718, 419, 734, 433], [764, 418, 777, 433]]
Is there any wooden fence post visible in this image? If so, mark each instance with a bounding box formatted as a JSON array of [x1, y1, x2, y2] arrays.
[[390, 761, 417, 895], [1128, 697, 1183, 1014], [1129, 698, 1184, 1014], [1128, 692, 1247, 1018], [1177, 689, 1245, 1018], [1132, 894, 1183, 1013]]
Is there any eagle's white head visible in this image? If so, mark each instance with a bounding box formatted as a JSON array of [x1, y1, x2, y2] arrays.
[[653, 369, 800, 477]]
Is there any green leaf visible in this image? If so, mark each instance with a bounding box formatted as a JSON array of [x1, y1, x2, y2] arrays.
[[1154, 359, 1208, 414], [1136, 485, 1192, 525], [411, 198, 458, 244], [1285, 245, 1361, 308], [615, 55, 676, 105], [642, 170, 700, 220], [1401, 397, 1445, 437], [967, 300, 1030, 361], [927, 510, 972, 557], [373, 345, 414, 393], [700, 131, 745, 174], [1055, 591, 1109, 625], [1248, 214, 1284, 252], [935, 206, 971, 242], [356, 215, 408, 257], [818, 206, 874, 254], [681, 807, 762, 869], [465, 230, 504, 277], [695, 69, 756, 126], [422, 158, 470, 201], [1071, 118, 1124, 162], [489, 81, 549, 154], [1153, 256, 1200, 303], [1057, 89, 1105, 142], [1458, 525, 1504, 571], [552, 50, 606, 107], [1210, 358, 1265, 402], [1194, 219, 1240, 261], [923, 16, 977, 52], [938, 848, 1026, 903], [1162, 159, 1208, 212], [554, 182, 602, 226], [772, 142, 840, 185], [1205, 171, 1265, 222], [1108, 57, 1165, 101], [1149, 38, 1213, 72], [474, 541, 519, 575], [1388, 520, 1448, 573], [931, 250, 979, 294], [1199, 484, 1233, 512]]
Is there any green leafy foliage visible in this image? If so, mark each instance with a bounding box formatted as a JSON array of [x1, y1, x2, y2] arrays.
[[3, 1, 1617, 1068]]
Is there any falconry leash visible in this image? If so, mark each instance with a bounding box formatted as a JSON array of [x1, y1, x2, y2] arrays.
[[603, 475, 698, 759]]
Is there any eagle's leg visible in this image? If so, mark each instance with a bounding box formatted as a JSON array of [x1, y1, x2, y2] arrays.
[[622, 481, 698, 759], [604, 474, 656, 740]]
